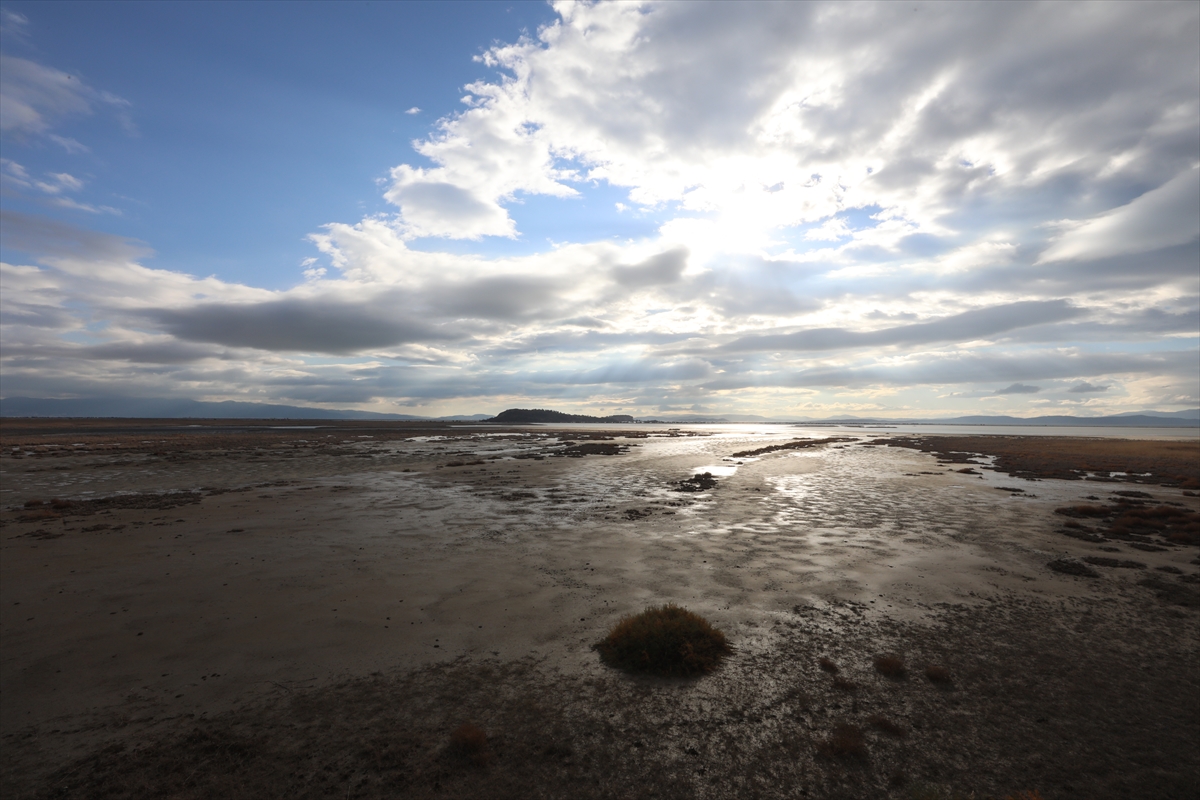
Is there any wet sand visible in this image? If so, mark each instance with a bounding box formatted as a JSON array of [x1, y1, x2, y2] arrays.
[[1, 421, 1198, 798]]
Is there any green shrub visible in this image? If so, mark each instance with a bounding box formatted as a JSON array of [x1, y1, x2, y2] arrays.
[[594, 604, 732, 677]]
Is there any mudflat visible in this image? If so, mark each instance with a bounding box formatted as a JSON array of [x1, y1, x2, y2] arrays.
[[1, 421, 1198, 799]]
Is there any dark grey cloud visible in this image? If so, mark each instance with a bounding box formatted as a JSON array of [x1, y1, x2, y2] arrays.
[[996, 305, 1200, 345], [953, 241, 1200, 297], [611, 247, 687, 288], [721, 300, 1082, 354], [995, 383, 1040, 395], [698, 349, 1197, 391], [1068, 382, 1108, 394], [426, 275, 565, 321], [2, 339, 217, 364], [144, 298, 452, 354], [0, 210, 151, 262]]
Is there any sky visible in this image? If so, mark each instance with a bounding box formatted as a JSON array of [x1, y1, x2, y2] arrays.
[[1, 0, 1197, 419]]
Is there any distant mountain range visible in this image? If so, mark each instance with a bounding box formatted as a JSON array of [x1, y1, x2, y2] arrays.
[[642, 410, 1200, 426], [799, 413, 1199, 427], [0, 396, 488, 421], [1, 397, 1196, 427]]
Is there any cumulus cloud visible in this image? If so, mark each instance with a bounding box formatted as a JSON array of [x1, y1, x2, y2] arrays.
[[384, 1, 1198, 255], [2, 2, 1198, 417]]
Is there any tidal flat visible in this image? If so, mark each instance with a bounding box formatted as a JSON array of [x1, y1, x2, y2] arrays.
[[1, 420, 1198, 799]]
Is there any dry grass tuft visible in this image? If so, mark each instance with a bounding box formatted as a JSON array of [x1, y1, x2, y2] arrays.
[[818, 656, 839, 674], [1047, 558, 1100, 578], [594, 604, 732, 677], [447, 723, 490, 766], [924, 665, 952, 684], [874, 654, 906, 678], [819, 723, 867, 759], [832, 675, 859, 692], [868, 715, 906, 737]]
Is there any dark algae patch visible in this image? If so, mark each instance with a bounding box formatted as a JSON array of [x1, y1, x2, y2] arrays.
[[674, 471, 719, 492], [730, 436, 856, 458], [1054, 498, 1200, 546], [593, 604, 732, 677], [1047, 558, 1100, 577], [877, 435, 1200, 487]]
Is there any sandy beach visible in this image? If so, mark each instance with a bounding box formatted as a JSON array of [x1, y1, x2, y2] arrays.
[[1, 420, 1197, 799]]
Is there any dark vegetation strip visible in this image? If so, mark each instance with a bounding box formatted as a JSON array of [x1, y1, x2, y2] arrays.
[[730, 436, 856, 458], [876, 435, 1200, 488]]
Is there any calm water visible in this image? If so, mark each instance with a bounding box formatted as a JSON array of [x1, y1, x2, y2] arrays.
[[500, 422, 1199, 441]]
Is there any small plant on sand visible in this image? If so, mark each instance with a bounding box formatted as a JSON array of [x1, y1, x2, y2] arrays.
[[874, 654, 906, 678], [868, 714, 906, 737], [594, 604, 732, 677], [818, 723, 866, 759], [832, 675, 859, 692], [447, 722, 490, 766], [924, 665, 952, 684], [818, 656, 839, 673]]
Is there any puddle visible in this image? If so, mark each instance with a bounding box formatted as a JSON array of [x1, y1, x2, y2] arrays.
[[692, 465, 738, 477]]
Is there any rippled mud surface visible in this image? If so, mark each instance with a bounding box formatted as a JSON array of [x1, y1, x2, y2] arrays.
[[2, 422, 1198, 799]]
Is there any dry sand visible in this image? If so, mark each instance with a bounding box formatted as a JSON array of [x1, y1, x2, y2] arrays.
[[1, 421, 1197, 799]]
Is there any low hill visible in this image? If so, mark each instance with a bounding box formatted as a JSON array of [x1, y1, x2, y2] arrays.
[[486, 408, 636, 424]]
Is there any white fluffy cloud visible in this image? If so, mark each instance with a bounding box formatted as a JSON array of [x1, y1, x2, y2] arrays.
[[2, 1, 1197, 416], [384, 0, 1199, 257]]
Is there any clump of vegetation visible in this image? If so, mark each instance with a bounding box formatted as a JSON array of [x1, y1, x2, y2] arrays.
[[1138, 575, 1200, 608], [594, 604, 732, 677], [868, 714, 906, 737], [730, 436, 855, 458], [818, 723, 866, 759], [1055, 500, 1200, 545], [874, 654, 906, 678], [818, 656, 839, 673], [674, 472, 718, 492], [924, 665, 952, 684], [832, 675, 859, 692], [1047, 558, 1100, 578], [1083, 556, 1146, 569], [447, 723, 490, 766]]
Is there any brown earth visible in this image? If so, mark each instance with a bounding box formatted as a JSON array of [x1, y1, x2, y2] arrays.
[[1, 422, 1198, 799], [875, 435, 1200, 487]]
